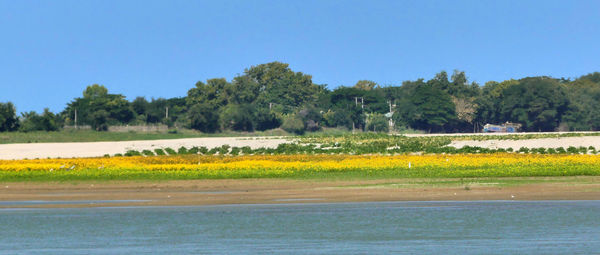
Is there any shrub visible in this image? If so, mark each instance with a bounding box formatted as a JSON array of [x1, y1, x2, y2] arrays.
[[198, 146, 209, 154], [164, 147, 177, 155], [178, 147, 188, 154], [218, 145, 230, 155], [154, 148, 166, 156], [366, 113, 389, 133], [567, 146, 578, 154], [124, 150, 141, 156], [241, 146, 252, 155], [142, 150, 155, 156], [281, 115, 305, 135], [188, 146, 199, 154]]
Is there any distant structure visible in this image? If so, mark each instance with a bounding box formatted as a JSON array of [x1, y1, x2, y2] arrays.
[[483, 122, 522, 133]]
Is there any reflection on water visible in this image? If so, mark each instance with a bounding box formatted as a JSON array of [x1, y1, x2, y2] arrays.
[[1, 201, 599, 254]]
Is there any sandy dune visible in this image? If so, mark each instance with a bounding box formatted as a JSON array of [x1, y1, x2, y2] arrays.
[[0, 137, 289, 160]]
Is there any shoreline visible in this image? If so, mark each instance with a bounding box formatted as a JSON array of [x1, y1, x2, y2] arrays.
[[2, 177, 599, 209]]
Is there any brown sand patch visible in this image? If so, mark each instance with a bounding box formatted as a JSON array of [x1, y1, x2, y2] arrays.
[[1, 177, 599, 208]]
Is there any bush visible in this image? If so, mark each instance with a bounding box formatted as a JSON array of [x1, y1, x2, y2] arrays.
[[188, 146, 199, 154], [164, 147, 177, 155], [281, 115, 305, 134], [241, 146, 252, 155], [178, 146, 188, 154], [567, 146, 578, 154], [124, 150, 141, 156], [198, 146, 209, 154], [154, 148, 166, 156], [142, 150, 155, 156], [366, 113, 389, 133]]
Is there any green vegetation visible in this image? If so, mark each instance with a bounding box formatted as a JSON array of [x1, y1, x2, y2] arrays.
[[2, 62, 600, 135], [103, 133, 600, 157]]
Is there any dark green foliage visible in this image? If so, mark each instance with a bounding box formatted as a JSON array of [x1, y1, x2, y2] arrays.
[[188, 146, 199, 154], [19, 108, 61, 132], [241, 146, 252, 154], [154, 148, 166, 156], [142, 150, 155, 156], [187, 103, 220, 133], [177, 146, 188, 154], [124, 150, 141, 156], [499, 78, 569, 131], [220, 104, 255, 131], [366, 113, 389, 133], [230, 147, 241, 155], [0, 102, 19, 132], [63, 84, 134, 130], [254, 108, 281, 131], [396, 81, 456, 132], [164, 147, 177, 155]]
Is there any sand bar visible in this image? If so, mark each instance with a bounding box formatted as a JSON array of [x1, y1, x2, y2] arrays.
[[1, 177, 599, 208]]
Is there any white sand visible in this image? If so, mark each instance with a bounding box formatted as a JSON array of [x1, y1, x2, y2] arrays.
[[449, 136, 600, 150], [0, 137, 289, 160], [2, 133, 600, 160]]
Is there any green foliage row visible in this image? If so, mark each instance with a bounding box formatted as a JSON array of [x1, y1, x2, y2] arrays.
[[114, 138, 598, 157]]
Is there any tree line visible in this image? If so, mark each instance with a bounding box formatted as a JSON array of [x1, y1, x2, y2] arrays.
[[1, 62, 600, 133]]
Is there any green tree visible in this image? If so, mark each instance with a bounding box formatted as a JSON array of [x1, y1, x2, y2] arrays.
[[186, 78, 230, 132], [63, 84, 134, 129], [19, 108, 61, 132], [366, 113, 389, 132], [220, 104, 255, 131], [281, 115, 305, 134], [0, 102, 19, 132], [188, 103, 219, 133], [245, 62, 321, 113], [354, 80, 378, 90], [499, 77, 569, 131], [395, 80, 456, 132]]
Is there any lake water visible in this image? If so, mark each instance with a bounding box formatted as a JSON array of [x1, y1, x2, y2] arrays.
[[1, 201, 599, 254]]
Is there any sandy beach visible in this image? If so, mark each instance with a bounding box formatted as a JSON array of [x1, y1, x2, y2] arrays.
[[2, 177, 599, 208], [2, 133, 600, 160], [0, 137, 288, 160]]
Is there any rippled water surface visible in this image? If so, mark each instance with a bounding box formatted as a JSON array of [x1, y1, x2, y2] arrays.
[[1, 201, 599, 254]]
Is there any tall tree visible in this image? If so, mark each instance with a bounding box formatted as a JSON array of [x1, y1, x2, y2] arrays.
[[63, 84, 134, 130], [498, 77, 569, 131], [0, 102, 19, 132]]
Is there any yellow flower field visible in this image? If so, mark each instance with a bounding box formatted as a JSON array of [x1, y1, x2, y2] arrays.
[[1, 153, 599, 181]]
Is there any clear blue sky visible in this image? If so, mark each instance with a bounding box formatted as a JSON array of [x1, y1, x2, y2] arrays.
[[1, 0, 599, 113]]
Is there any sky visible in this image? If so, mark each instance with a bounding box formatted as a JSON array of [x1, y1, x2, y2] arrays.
[[1, 0, 599, 113]]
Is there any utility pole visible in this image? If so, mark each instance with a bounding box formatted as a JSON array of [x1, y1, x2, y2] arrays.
[[74, 109, 78, 129], [165, 106, 169, 119]]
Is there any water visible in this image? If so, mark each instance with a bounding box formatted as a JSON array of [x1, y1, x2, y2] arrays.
[[1, 201, 599, 254]]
